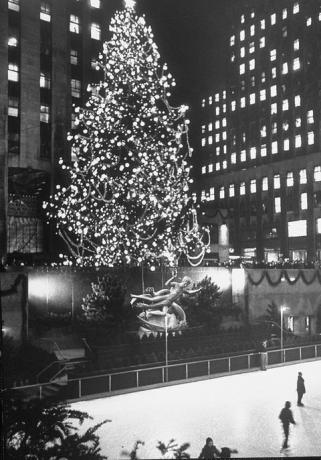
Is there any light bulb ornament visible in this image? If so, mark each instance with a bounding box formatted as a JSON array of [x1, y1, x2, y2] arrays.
[[44, 4, 207, 268]]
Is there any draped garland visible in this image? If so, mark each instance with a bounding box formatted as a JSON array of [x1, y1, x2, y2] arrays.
[[247, 269, 321, 287]]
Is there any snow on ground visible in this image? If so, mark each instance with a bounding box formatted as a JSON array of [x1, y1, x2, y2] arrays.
[[72, 359, 321, 458]]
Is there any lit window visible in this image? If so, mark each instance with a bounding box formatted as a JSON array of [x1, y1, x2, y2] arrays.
[[314, 166, 321, 182], [284, 139, 290, 151], [8, 0, 19, 11], [240, 97, 245, 108], [208, 96, 213, 105], [201, 190, 206, 201], [293, 2, 299, 14], [208, 135, 213, 145], [294, 39, 300, 51], [230, 35, 235, 46], [209, 187, 215, 201], [208, 163, 213, 173], [8, 36, 18, 47], [272, 122, 277, 135], [8, 96, 19, 117], [215, 133, 220, 143], [301, 193, 308, 210], [282, 8, 287, 19], [90, 0, 101, 7], [216, 146, 220, 155], [274, 174, 280, 189], [306, 17, 312, 26], [249, 59, 255, 70], [282, 26, 287, 37], [300, 169, 307, 184], [282, 99, 289, 111], [296, 117, 301, 127], [231, 152, 236, 164], [241, 14, 245, 23], [40, 72, 50, 88], [308, 131, 315, 145], [250, 24, 255, 36], [271, 103, 277, 115], [251, 10, 255, 18], [319, 12, 321, 21], [70, 50, 78, 65], [287, 172, 294, 187], [274, 197, 281, 213], [240, 30, 245, 41], [261, 71, 266, 83], [201, 125, 206, 134], [270, 85, 277, 98], [250, 179, 256, 194], [91, 23, 101, 40], [208, 122, 213, 131], [242, 132, 246, 142], [261, 19, 265, 29], [216, 107, 220, 116], [201, 138, 206, 147], [40, 2, 51, 21], [220, 187, 225, 199], [262, 177, 268, 191], [271, 67, 276, 79], [260, 89, 266, 101], [231, 54, 235, 63], [222, 160, 227, 169], [259, 36, 265, 48], [231, 100, 236, 111], [272, 141, 278, 154], [222, 104, 226, 113], [293, 58, 300, 71], [282, 62, 288, 74], [40, 104, 50, 123], [240, 150, 246, 162], [71, 78, 81, 98], [222, 131, 227, 141], [229, 184, 235, 197], [270, 49, 276, 61], [240, 63, 245, 75], [215, 120, 220, 130], [307, 110, 314, 124], [216, 162, 220, 171], [223, 91, 226, 99], [261, 145, 267, 157], [240, 182, 246, 195], [295, 95, 301, 107], [260, 125, 267, 137], [70, 15, 80, 33], [288, 220, 307, 237], [250, 147, 256, 159], [8, 63, 19, 82], [215, 93, 220, 102], [317, 218, 321, 234], [201, 99, 205, 108], [295, 135, 302, 148], [240, 47, 245, 58], [250, 93, 255, 104], [271, 13, 276, 25], [283, 121, 289, 131], [201, 166, 206, 174], [249, 42, 255, 53], [250, 75, 255, 87], [222, 118, 226, 127]]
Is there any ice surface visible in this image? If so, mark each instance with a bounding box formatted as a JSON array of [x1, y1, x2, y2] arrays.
[[72, 359, 321, 458]]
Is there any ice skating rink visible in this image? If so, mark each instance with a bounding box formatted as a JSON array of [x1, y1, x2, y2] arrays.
[[72, 359, 321, 458]]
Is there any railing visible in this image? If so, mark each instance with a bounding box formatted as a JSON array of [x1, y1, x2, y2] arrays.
[[12, 343, 321, 402], [36, 359, 89, 383]]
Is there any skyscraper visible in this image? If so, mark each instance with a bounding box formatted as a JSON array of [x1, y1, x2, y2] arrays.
[[196, 0, 321, 264]]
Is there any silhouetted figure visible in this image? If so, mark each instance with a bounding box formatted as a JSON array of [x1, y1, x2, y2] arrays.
[[220, 447, 238, 458], [297, 371, 306, 406], [199, 437, 221, 459], [279, 401, 296, 449]]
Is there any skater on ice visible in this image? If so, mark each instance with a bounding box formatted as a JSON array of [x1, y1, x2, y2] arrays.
[[296, 371, 306, 406], [279, 401, 296, 450]]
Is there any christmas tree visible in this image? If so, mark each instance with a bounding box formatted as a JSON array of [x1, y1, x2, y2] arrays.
[[44, 0, 208, 267]]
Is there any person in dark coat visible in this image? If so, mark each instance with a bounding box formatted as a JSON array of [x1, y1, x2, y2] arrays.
[[279, 401, 296, 449], [297, 372, 306, 406], [220, 447, 238, 458], [199, 437, 221, 459]]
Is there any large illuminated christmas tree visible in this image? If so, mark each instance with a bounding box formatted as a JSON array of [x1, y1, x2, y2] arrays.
[[44, 0, 208, 267]]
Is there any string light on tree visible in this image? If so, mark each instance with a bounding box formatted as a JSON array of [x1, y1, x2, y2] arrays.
[[44, 2, 208, 267]]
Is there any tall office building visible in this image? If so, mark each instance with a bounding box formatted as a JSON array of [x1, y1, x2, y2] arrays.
[[195, 0, 321, 263], [0, 0, 118, 264]]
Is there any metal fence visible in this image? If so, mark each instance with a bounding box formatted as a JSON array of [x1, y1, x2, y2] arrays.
[[13, 343, 321, 402]]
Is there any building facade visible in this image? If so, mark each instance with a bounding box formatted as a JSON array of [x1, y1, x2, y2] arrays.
[[195, 0, 321, 264], [0, 0, 118, 265]]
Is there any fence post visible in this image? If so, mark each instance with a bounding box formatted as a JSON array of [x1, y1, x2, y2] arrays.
[[248, 354, 251, 369], [39, 385, 42, 400], [228, 357, 231, 373], [208, 360, 210, 376], [299, 347, 302, 361], [78, 379, 81, 398], [108, 374, 111, 392], [162, 367, 165, 383], [186, 364, 188, 379], [315, 344, 317, 358], [136, 371, 139, 387]]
